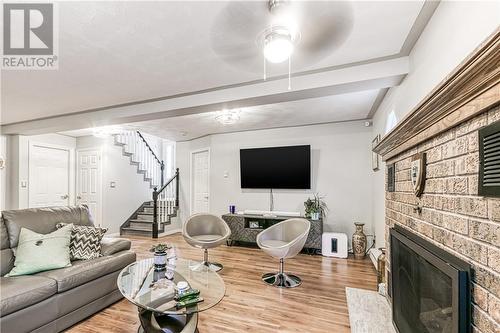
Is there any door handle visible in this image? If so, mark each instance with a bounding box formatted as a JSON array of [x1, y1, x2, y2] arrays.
[[61, 194, 69, 199]]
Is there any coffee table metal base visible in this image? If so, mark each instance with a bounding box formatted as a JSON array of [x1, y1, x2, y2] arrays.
[[138, 309, 198, 333]]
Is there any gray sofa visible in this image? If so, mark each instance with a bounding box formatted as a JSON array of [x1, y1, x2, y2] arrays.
[[0, 205, 136, 332]]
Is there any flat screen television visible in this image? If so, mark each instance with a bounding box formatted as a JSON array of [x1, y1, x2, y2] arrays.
[[240, 145, 311, 189]]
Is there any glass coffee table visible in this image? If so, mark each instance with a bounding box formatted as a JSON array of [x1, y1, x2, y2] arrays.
[[118, 257, 225, 333]]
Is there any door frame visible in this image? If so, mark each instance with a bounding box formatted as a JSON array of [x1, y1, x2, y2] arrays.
[[76, 147, 103, 227], [28, 141, 75, 208], [190, 148, 210, 215]]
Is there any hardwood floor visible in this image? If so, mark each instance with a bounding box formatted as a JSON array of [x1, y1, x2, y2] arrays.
[[66, 233, 377, 333]]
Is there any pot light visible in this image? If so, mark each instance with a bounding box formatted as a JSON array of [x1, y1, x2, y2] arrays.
[[92, 126, 120, 138], [263, 30, 293, 64], [215, 109, 240, 125]]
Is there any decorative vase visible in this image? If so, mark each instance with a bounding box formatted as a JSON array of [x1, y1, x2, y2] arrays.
[[377, 248, 386, 284], [352, 223, 367, 259], [311, 212, 320, 221], [153, 251, 167, 271]]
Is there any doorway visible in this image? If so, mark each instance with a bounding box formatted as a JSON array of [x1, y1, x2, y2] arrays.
[[29, 144, 71, 208], [76, 149, 103, 226], [190, 148, 210, 214]]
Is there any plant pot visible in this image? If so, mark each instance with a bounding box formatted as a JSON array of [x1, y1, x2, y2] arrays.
[[153, 251, 167, 271], [352, 223, 367, 259], [311, 212, 320, 221]]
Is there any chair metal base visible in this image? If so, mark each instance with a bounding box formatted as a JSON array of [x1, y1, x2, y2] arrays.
[[190, 248, 223, 272], [189, 261, 223, 272], [262, 272, 302, 288]]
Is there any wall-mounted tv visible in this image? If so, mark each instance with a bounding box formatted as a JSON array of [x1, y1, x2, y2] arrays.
[[240, 145, 311, 189]]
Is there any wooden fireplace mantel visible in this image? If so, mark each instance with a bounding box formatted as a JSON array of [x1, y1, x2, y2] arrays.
[[373, 29, 500, 161]]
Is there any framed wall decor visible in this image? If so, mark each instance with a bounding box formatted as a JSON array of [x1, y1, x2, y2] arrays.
[[372, 135, 381, 171]]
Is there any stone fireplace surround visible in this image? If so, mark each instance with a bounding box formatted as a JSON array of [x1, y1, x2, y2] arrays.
[[374, 30, 499, 333]]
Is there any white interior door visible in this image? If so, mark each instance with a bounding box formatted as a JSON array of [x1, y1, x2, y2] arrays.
[[76, 149, 102, 226], [191, 149, 210, 214], [29, 145, 70, 208]]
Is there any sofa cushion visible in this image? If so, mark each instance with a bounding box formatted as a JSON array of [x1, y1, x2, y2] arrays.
[[36, 250, 136, 292], [1, 249, 14, 276], [6, 224, 73, 277], [0, 275, 58, 316], [101, 238, 131, 256], [1, 217, 10, 249], [56, 223, 107, 260], [2, 205, 94, 248]]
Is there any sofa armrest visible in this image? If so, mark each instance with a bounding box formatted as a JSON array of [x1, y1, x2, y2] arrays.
[[101, 238, 131, 256]]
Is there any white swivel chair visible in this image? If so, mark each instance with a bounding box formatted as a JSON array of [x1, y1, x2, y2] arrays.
[[183, 213, 231, 272], [256, 218, 311, 288]]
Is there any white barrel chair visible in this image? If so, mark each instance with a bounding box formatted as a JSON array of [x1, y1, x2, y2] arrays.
[[256, 218, 311, 288], [183, 213, 231, 272]]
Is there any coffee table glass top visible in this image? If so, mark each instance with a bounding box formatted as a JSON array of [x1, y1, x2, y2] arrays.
[[118, 258, 225, 315]]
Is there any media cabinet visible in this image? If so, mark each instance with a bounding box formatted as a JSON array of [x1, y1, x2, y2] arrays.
[[222, 213, 323, 252]]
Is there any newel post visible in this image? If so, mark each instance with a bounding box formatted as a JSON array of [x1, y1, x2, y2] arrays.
[[175, 168, 180, 207], [160, 161, 165, 187], [152, 187, 159, 239]]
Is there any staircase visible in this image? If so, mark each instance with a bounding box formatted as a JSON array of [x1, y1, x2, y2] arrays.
[[114, 131, 164, 189], [121, 199, 178, 236], [115, 130, 180, 238]]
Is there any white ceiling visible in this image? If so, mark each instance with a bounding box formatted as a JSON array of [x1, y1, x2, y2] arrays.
[[60, 89, 379, 141], [1, 0, 431, 138]]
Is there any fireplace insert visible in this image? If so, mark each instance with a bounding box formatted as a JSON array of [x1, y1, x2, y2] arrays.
[[390, 225, 471, 333]]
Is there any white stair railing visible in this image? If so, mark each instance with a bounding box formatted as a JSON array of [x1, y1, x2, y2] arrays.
[[114, 131, 164, 188]]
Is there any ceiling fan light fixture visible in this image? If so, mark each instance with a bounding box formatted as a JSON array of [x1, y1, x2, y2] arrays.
[[263, 30, 293, 64]]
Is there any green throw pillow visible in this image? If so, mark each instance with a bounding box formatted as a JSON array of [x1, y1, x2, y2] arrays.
[[6, 224, 73, 277]]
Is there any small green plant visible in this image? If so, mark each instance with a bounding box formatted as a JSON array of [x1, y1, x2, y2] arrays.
[[150, 243, 171, 253], [304, 193, 328, 219]]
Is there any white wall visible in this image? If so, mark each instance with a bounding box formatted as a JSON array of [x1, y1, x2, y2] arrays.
[[177, 121, 374, 243], [372, 1, 500, 246], [76, 135, 154, 234]]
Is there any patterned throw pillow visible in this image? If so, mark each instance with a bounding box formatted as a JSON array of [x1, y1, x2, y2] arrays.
[[56, 223, 108, 260]]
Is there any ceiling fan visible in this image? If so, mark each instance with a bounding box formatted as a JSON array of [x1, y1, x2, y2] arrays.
[[210, 0, 354, 84]]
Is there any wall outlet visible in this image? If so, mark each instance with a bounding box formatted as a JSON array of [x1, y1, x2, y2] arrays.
[[110, 181, 116, 188]]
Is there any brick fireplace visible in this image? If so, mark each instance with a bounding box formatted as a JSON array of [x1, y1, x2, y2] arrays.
[[374, 31, 500, 333], [386, 106, 499, 332]]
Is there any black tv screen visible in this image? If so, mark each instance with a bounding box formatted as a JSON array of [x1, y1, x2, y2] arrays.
[[240, 145, 311, 189]]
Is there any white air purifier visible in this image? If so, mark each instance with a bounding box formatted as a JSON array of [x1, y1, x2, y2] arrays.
[[321, 232, 348, 258]]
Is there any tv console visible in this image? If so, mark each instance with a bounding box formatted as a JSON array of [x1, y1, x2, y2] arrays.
[[222, 213, 323, 253]]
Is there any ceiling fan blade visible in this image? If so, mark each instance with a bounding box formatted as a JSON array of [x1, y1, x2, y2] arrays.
[[210, 1, 270, 73], [210, 1, 354, 73]]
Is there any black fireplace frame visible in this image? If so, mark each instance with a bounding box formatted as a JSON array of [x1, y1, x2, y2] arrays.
[[390, 225, 471, 333]]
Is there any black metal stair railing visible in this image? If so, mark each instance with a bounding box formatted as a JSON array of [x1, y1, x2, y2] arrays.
[[152, 168, 179, 238]]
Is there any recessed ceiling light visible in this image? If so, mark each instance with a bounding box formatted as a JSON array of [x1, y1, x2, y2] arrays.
[[92, 126, 120, 138], [215, 109, 240, 125]]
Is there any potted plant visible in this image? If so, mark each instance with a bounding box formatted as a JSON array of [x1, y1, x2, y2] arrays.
[[304, 198, 315, 218], [150, 243, 172, 271], [304, 193, 328, 221]]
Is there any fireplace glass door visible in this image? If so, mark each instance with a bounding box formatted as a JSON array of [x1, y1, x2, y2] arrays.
[[391, 227, 469, 333]]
